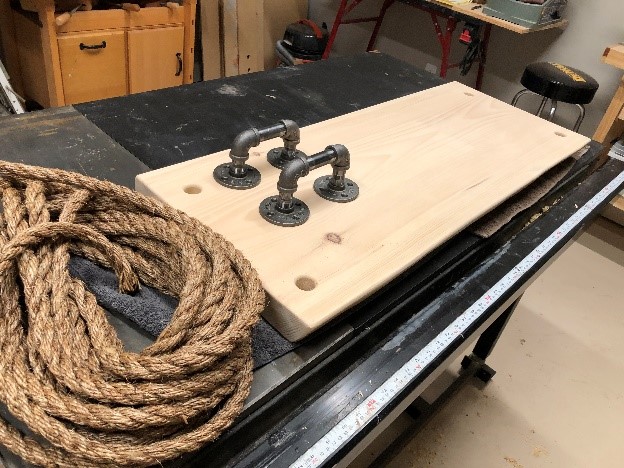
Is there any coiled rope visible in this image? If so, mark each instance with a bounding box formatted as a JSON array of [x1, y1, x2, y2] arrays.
[[0, 162, 265, 467]]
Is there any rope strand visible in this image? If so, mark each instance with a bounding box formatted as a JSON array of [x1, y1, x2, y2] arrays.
[[0, 162, 265, 467]]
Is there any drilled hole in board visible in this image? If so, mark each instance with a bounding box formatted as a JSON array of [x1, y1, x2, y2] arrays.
[[464, 92, 474, 97], [183, 185, 202, 194], [555, 131, 566, 137], [295, 276, 317, 291]]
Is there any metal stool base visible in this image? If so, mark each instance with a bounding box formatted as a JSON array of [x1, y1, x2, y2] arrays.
[[511, 88, 585, 132]]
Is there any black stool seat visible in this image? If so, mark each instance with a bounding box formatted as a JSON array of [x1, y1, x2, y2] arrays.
[[520, 62, 599, 105]]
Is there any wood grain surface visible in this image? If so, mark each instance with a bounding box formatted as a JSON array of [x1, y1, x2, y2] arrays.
[[58, 30, 128, 104], [128, 26, 184, 93], [136, 82, 589, 341]]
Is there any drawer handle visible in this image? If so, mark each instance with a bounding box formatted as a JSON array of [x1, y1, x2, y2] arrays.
[[79, 41, 107, 51], [175, 52, 183, 76]]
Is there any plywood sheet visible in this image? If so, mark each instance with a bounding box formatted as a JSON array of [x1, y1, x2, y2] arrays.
[[136, 82, 590, 341]]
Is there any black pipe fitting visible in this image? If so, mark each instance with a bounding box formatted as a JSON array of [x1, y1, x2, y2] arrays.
[[259, 144, 358, 227], [214, 120, 304, 190], [267, 120, 307, 169]]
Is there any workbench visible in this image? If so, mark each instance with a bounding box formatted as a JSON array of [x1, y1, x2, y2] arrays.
[[323, 0, 568, 90], [0, 53, 623, 467]]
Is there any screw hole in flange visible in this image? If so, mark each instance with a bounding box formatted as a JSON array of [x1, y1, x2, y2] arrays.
[[295, 276, 317, 291], [183, 185, 202, 194]]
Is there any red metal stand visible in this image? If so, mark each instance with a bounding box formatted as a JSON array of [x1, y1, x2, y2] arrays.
[[426, 11, 458, 78], [322, 0, 384, 60], [324, 0, 492, 90]]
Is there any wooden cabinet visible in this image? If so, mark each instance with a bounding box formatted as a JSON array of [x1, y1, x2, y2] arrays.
[[0, 0, 196, 107]]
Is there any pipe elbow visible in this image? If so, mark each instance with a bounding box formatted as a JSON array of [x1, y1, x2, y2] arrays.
[[231, 128, 261, 158], [281, 119, 300, 143], [278, 156, 309, 192], [327, 144, 350, 169]]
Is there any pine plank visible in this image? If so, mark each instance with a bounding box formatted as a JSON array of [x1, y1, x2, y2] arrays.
[[236, 0, 263, 74], [220, 0, 238, 77], [136, 82, 590, 341], [200, 0, 222, 79]]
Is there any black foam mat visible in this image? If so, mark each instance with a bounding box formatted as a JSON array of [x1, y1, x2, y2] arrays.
[[70, 256, 293, 369]]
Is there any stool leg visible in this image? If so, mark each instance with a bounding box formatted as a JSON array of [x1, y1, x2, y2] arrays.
[[511, 89, 530, 107], [536, 96, 548, 118], [573, 104, 585, 132], [547, 100, 558, 121]]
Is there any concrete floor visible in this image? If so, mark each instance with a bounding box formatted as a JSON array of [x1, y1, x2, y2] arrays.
[[350, 216, 624, 468]]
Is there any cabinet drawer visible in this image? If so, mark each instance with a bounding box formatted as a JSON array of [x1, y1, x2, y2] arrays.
[[58, 31, 128, 105]]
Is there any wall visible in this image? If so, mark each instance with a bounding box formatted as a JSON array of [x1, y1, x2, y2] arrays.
[[310, 0, 624, 137]]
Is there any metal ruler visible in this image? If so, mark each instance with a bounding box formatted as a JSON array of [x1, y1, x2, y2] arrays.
[[290, 168, 624, 468]]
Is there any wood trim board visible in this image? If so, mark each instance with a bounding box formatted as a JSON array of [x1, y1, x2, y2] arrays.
[[56, 8, 185, 34], [220, 0, 238, 77], [200, 0, 222, 79], [236, 0, 263, 74], [136, 82, 590, 341], [593, 76, 624, 145], [182, 0, 196, 84], [602, 44, 624, 71]]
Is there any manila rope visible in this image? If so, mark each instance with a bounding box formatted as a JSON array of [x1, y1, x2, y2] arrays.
[[0, 162, 265, 466]]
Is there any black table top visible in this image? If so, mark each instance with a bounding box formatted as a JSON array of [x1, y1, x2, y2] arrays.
[[76, 53, 444, 169]]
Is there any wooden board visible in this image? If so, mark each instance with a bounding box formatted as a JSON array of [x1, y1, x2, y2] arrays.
[[602, 44, 624, 70], [200, 0, 222, 80], [182, 0, 196, 85], [128, 26, 184, 93], [136, 82, 590, 341], [236, 0, 264, 74], [220, 0, 238, 77], [593, 76, 624, 145]]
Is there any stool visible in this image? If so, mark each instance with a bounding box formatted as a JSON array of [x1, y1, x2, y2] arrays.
[[511, 62, 599, 132]]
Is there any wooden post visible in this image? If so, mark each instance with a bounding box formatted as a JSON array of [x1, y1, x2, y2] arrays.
[[236, 0, 263, 74], [221, 0, 238, 77], [200, 0, 222, 80], [38, 0, 66, 106], [183, 0, 197, 84]]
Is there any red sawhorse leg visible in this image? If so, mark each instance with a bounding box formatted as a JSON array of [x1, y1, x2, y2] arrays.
[[330, 0, 489, 90], [367, 0, 396, 51], [323, 0, 384, 60], [429, 11, 458, 79]]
